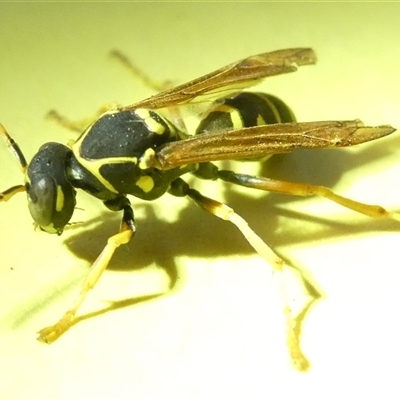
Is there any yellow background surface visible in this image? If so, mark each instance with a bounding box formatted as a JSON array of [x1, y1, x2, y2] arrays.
[[1, 3, 400, 399]]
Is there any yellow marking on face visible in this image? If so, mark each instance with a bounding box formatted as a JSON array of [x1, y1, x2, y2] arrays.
[[56, 185, 65, 212], [136, 176, 154, 193], [41, 223, 58, 234], [136, 108, 166, 135]]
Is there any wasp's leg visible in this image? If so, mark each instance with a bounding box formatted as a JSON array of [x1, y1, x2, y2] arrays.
[[46, 103, 120, 134], [110, 50, 184, 130], [110, 49, 173, 92], [0, 124, 28, 200], [111, 50, 187, 132], [0, 185, 26, 202], [0, 123, 28, 172], [37, 201, 136, 344], [195, 164, 399, 221], [169, 178, 310, 371], [215, 170, 400, 221]]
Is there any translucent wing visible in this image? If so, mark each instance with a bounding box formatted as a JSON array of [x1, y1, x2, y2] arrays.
[[154, 120, 395, 170], [122, 48, 316, 111]]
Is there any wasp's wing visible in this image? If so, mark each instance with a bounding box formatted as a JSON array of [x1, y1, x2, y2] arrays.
[[123, 48, 316, 111], [154, 120, 395, 170]]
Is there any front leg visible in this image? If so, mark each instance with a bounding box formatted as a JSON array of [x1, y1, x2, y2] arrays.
[[37, 201, 136, 344]]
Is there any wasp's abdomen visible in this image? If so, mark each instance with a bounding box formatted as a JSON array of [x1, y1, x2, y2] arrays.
[[196, 92, 295, 135]]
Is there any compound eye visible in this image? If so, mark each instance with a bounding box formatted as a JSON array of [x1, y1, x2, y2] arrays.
[[25, 142, 76, 235], [27, 176, 75, 235], [27, 176, 59, 232]]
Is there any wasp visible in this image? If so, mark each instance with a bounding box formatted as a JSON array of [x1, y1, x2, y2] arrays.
[[0, 48, 398, 371]]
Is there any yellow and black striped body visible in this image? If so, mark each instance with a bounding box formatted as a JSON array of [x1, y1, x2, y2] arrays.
[[24, 92, 295, 233], [69, 108, 195, 203], [68, 93, 294, 205], [196, 92, 295, 135], [68, 93, 295, 205]]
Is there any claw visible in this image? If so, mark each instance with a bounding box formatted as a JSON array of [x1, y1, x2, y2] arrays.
[[37, 312, 74, 344]]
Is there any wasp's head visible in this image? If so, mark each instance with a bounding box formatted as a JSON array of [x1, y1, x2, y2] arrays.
[[26, 142, 76, 235]]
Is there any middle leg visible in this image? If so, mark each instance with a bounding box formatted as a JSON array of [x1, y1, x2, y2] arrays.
[[169, 177, 311, 371]]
